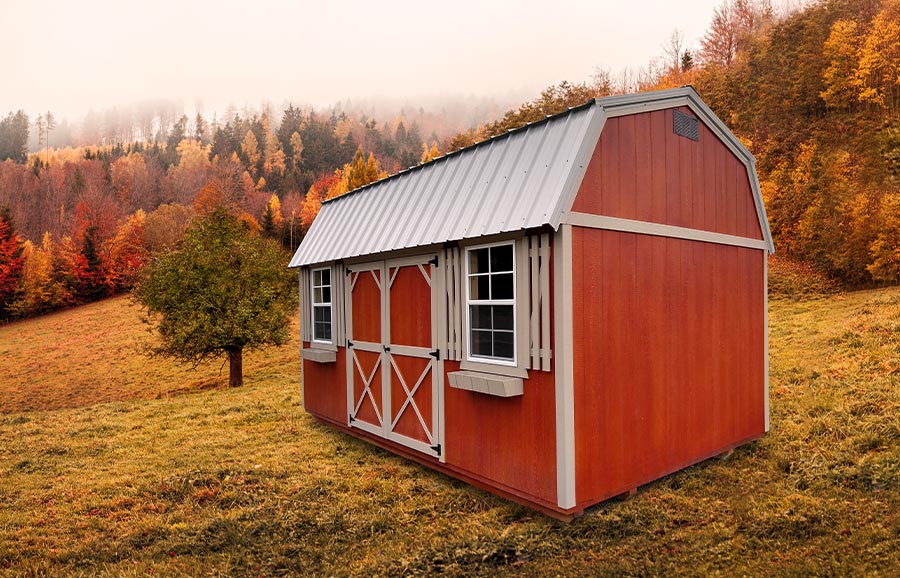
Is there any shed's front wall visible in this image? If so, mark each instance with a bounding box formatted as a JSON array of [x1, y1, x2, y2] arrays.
[[299, 235, 561, 511]]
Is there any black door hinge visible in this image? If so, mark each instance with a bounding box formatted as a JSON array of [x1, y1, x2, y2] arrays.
[[428, 255, 439, 267], [383, 345, 391, 352], [345, 268, 352, 275], [429, 349, 440, 360], [349, 414, 355, 423], [347, 340, 354, 348], [431, 443, 442, 456]]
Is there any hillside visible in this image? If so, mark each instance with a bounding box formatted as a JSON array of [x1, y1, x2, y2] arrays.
[[0, 296, 299, 413], [1, 283, 900, 575]]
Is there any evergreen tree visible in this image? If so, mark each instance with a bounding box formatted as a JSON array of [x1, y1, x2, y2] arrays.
[[166, 115, 189, 166], [0, 111, 29, 162]]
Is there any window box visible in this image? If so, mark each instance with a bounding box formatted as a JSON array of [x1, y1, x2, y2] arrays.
[[448, 370, 524, 397], [301, 348, 337, 363]]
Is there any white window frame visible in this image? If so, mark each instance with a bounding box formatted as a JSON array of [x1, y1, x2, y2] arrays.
[[464, 241, 517, 367], [311, 266, 333, 345]]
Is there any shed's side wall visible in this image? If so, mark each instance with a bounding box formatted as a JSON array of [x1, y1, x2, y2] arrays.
[[302, 344, 347, 425], [571, 107, 763, 240], [571, 228, 765, 505], [443, 361, 558, 504]]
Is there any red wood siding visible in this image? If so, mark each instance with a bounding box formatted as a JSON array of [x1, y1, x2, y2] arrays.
[[571, 228, 765, 505], [352, 271, 381, 343], [302, 344, 347, 424], [572, 107, 763, 240], [443, 361, 558, 504], [389, 265, 432, 348]]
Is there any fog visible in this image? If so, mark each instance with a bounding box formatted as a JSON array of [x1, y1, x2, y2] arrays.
[[3, 0, 728, 122]]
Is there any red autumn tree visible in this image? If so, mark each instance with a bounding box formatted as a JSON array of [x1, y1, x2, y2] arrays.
[[0, 211, 25, 316]]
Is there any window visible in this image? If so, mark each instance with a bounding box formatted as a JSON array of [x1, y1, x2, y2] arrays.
[[311, 267, 332, 343], [466, 242, 515, 364]]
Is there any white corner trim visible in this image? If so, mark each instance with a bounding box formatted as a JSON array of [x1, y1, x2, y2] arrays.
[[554, 224, 576, 510], [564, 212, 770, 251], [764, 254, 770, 432]]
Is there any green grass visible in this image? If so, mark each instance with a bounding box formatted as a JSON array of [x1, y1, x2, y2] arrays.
[[2, 287, 900, 576]]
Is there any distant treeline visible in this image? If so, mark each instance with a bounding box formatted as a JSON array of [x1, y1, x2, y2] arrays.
[[0, 101, 447, 319]]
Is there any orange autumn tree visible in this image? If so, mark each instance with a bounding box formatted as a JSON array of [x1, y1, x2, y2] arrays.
[[103, 210, 149, 291], [300, 173, 339, 232]]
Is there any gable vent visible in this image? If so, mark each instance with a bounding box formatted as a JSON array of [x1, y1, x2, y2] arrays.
[[673, 109, 699, 141]]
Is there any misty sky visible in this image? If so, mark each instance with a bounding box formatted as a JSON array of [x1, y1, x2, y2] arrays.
[[3, 0, 729, 120]]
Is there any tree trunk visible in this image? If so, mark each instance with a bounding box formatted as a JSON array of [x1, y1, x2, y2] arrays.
[[228, 347, 243, 387]]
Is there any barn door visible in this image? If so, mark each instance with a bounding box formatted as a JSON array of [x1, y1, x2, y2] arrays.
[[346, 261, 385, 438], [384, 255, 441, 458], [345, 254, 443, 460]]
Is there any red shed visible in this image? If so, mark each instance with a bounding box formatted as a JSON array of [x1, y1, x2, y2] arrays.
[[289, 87, 774, 520]]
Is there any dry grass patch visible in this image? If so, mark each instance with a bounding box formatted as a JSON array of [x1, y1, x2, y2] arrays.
[[2, 288, 900, 575]]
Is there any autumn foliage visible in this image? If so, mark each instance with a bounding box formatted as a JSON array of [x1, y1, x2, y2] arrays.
[[0, 212, 24, 315]]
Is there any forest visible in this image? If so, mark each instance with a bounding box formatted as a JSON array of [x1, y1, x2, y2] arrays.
[[1, 0, 899, 320]]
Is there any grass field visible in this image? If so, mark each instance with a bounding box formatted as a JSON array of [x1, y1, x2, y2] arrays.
[[2, 284, 900, 576]]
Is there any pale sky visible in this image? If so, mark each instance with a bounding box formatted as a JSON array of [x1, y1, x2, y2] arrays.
[[2, 0, 727, 121]]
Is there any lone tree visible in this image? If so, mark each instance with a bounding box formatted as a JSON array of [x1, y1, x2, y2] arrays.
[[134, 208, 297, 387]]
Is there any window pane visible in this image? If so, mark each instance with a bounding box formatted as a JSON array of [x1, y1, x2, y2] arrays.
[[471, 329, 493, 357], [312, 269, 322, 286], [493, 305, 514, 331], [313, 306, 326, 323], [469, 247, 489, 274], [490, 245, 514, 272], [321, 268, 331, 285], [322, 286, 331, 303], [470, 305, 492, 329], [314, 321, 332, 341], [469, 275, 490, 300], [491, 273, 514, 300], [313, 287, 322, 304], [494, 331, 514, 359]]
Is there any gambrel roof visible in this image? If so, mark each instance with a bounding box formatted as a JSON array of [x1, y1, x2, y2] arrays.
[[289, 87, 774, 268]]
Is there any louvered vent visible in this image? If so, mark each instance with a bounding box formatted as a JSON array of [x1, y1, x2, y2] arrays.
[[673, 109, 699, 141]]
